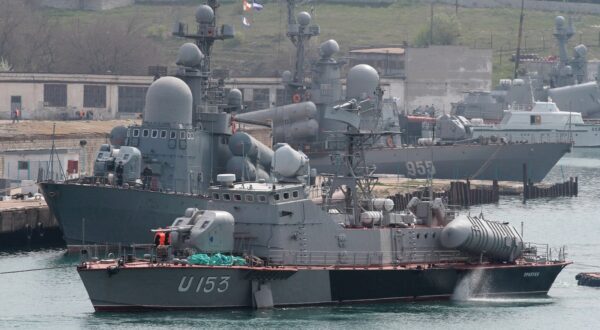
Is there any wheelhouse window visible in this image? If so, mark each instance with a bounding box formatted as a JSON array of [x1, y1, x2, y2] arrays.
[[151, 130, 158, 138], [160, 130, 167, 139], [142, 129, 149, 137]]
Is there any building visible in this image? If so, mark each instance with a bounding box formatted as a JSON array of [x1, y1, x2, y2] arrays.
[[36, 0, 134, 11], [0, 73, 151, 120], [1, 148, 79, 182], [348, 45, 493, 113]]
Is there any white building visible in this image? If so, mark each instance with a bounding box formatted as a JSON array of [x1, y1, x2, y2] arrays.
[[1, 148, 80, 182]]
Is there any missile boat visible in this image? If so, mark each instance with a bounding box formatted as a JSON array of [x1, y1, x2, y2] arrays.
[[77, 144, 569, 311]]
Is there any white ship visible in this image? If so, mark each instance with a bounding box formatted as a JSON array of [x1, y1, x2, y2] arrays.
[[472, 102, 600, 147]]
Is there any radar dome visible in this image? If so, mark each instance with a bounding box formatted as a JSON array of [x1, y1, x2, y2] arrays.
[[555, 16, 565, 28], [109, 126, 128, 147], [227, 89, 242, 107], [346, 64, 379, 100], [144, 77, 192, 126], [320, 39, 339, 59], [297, 11, 311, 26], [176, 43, 204, 68], [281, 70, 292, 83], [574, 44, 588, 57], [195, 5, 214, 24]]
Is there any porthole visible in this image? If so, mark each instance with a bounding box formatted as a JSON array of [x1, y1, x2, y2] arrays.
[[132, 129, 140, 137], [142, 129, 149, 137], [151, 130, 158, 138], [245, 195, 254, 202], [212, 193, 220, 200], [274, 194, 280, 201], [416, 233, 420, 239], [223, 193, 231, 201], [283, 192, 290, 200], [234, 194, 241, 201], [170, 131, 176, 139], [258, 195, 267, 203], [160, 130, 167, 139], [292, 191, 299, 198]]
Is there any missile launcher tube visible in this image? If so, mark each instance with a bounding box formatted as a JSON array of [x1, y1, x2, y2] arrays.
[[440, 215, 523, 262]]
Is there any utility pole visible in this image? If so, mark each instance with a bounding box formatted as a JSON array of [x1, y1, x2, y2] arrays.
[[514, 0, 525, 79]]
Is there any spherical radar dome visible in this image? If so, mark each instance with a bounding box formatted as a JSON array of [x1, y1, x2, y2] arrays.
[[555, 16, 565, 28], [144, 77, 193, 126], [109, 125, 128, 147], [320, 39, 339, 58], [176, 43, 204, 67], [346, 64, 379, 100], [297, 11, 311, 26], [196, 5, 215, 24]]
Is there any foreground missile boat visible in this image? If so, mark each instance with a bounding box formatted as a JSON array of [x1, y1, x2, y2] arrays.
[[77, 144, 569, 311]]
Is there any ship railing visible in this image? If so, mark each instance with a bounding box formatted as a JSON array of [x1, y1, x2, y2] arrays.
[[522, 242, 567, 263], [266, 249, 468, 267]]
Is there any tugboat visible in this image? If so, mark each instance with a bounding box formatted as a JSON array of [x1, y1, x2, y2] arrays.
[[77, 143, 569, 311]]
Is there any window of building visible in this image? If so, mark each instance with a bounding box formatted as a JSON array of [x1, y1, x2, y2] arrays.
[[44, 84, 67, 107], [160, 130, 167, 138], [151, 130, 158, 138], [18, 161, 29, 170], [83, 85, 106, 108], [118, 86, 147, 113], [252, 88, 270, 110], [275, 89, 287, 106]]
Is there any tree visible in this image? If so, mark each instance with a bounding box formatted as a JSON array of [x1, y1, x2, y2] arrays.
[[414, 13, 461, 47]]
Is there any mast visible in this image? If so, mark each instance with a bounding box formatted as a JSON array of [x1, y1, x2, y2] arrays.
[[514, 0, 525, 79], [285, 0, 320, 98]]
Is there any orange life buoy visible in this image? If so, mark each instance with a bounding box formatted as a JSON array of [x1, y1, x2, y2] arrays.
[[292, 93, 302, 103]]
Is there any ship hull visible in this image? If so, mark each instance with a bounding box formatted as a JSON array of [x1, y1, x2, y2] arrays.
[[77, 262, 568, 311], [39, 183, 208, 246], [308, 142, 570, 182]]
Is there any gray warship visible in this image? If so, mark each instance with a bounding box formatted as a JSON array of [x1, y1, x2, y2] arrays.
[[77, 143, 569, 311], [455, 15, 600, 120], [40, 1, 569, 248], [236, 1, 571, 181]]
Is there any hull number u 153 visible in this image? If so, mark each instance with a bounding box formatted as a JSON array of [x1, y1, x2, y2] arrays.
[[178, 275, 230, 293]]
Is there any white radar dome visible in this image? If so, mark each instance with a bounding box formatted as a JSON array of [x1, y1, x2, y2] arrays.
[[196, 5, 215, 24], [555, 16, 565, 28], [297, 11, 311, 26], [176, 43, 204, 68], [346, 64, 379, 100], [144, 77, 192, 126], [320, 39, 339, 58]]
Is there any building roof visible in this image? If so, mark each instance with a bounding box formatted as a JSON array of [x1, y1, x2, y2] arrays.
[[349, 47, 405, 55]]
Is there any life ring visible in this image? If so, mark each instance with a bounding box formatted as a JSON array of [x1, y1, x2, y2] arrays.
[[386, 135, 395, 148], [292, 93, 302, 103]]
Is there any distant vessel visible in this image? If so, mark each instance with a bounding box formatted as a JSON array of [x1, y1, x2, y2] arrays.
[[471, 101, 600, 147], [77, 144, 569, 311]]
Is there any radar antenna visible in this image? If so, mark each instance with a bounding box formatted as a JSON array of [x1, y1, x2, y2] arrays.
[[285, 0, 320, 96]]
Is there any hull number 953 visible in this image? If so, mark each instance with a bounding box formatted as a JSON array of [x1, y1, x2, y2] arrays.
[[178, 275, 230, 293], [406, 161, 436, 177]]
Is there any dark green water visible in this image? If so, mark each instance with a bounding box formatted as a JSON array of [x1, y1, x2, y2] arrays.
[[1, 149, 599, 329]]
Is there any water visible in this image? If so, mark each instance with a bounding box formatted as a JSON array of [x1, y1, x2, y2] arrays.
[[2, 149, 600, 329]]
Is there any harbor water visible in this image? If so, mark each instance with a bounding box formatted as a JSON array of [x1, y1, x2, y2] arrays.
[[1, 149, 600, 329]]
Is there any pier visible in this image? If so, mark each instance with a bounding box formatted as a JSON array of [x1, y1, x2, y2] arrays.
[[0, 199, 63, 248]]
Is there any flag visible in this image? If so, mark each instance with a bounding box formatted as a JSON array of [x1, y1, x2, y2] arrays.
[[242, 0, 252, 12], [253, 2, 264, 11], [242, 16, 252, 27]]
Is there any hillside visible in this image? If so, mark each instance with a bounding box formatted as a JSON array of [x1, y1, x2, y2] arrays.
[[43, 1, 600, 83]]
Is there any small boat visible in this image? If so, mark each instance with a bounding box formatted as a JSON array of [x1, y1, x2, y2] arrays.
[[471, 101, 600, 147]]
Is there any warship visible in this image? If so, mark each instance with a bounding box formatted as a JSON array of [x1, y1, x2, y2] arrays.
[[456, 15, 600, 120], [236, 1, 571, 182], [40, 1, 569, 248], [77, 143, 569, 311]]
